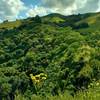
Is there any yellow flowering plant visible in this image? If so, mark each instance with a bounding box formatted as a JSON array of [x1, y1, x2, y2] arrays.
[[30, 73, 47, 84]]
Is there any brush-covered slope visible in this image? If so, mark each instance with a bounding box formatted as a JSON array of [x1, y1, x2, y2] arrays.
[[0, 14, 100, 100], [43, 12, 100, 32], [0, 20, 22, 30], [74, 12, 100, 32]]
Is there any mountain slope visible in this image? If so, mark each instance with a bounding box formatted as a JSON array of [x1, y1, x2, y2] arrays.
[[0, 20, 22, 30], [75, 12, 100, 32], [0, 13, 100, 100], [43, 12, 100, 32]]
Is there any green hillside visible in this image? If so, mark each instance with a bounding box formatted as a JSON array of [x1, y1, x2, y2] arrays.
[[0, 20, 22, 30], [75, 12, 100, 32], [0, 13, 100, 100]]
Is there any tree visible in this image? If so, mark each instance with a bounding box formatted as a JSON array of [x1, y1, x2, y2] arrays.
[[0, 83, 12, 99], [3, 20, 8, 23], [73, 22, 89, 29], [34, 15, 42, 23]]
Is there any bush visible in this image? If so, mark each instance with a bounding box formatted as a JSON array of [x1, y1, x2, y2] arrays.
[[34, 15, 42, 23], [73, 22, 89, 29]]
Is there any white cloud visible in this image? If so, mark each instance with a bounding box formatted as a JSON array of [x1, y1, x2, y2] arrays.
[[41, 0, 100, 15], [0, 19, 3, 23], [42, 0, 74, 9], [96, 0, 100, 12], [0, 0, 26, 21], [26, 0, 100, 17], [26, 6, 48, 17], [1, 0, 100, 20], [75, 0, 100, 14]]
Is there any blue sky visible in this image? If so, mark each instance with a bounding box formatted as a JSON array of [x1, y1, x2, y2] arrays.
[[22, 0, 41, 6], [19, 0, 43, 18], [0, 0, 100, 22]]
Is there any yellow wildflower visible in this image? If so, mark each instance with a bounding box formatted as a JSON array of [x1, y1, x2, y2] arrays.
[[42, 77, 47, 80], [96, 82, 99, 86], [30, 73, 47, 84]]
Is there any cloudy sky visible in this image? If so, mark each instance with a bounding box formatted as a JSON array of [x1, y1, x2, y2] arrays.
[[0, 0, 100, 21]]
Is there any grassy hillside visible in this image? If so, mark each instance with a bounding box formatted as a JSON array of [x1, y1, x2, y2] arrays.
[[75, 12, 100, 32], [0, 20, 22, 30], [0, 13, 100, 100]]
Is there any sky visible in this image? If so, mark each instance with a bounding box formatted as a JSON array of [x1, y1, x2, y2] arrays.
[[0, 0, 100, 22]]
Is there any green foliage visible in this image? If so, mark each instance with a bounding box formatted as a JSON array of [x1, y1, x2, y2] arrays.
[[14, 86, 100, 100], [34, 15, 42, 23], [0, 13, 100, 100], [73, 22, 89, 29]]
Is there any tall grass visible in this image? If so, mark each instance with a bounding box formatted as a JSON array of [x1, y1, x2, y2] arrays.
[[15, 89, 100, 100]]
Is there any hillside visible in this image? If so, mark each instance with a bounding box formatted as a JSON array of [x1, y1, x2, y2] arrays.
[[0, 13, 100, 100]]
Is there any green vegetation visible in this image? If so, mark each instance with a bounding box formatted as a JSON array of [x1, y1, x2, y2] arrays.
[[0, 13, 100, 100], [0, 20, 22, 30]]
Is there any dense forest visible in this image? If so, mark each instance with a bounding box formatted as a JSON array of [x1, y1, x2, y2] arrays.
[[0, 12, 100, 100]]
